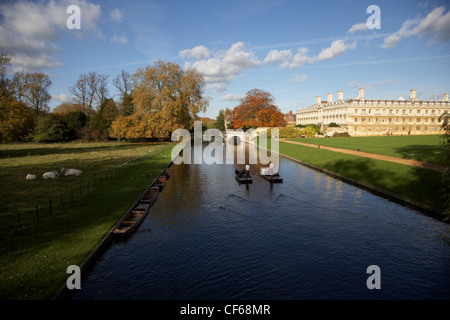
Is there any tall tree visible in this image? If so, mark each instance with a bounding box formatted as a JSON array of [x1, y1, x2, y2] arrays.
[[113, 70, 134, 114], [70, 74, 91, 112], [0, 52, 11, 95], [22, 72, 52, 115], [70, 72, 109, 112], [215, 109, 225, 130], [439, 111, 450, 220], [232, 89, 286, 129], [127, 60, 209, 139], [93, 73, 109, 107]]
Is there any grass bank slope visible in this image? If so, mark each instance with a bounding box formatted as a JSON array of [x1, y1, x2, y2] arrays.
[[289, 135, 443, 164], [277, 141, 445, 213], [0, 142, 174, 299]]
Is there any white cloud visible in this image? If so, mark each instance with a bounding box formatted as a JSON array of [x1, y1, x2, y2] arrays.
[[263, 49, 292, 65], [0, 0, 103, 72], [221, 93, 245, 101], [347, 22, 368, 33], [181, 42, 260, 92], [381, 6, 450, 48], [289, 47, 315, 67], [263, 40, 356, 68], [317, 39, 357, 61], [289, 73, 307, 83], [179, 45, 211, 60]]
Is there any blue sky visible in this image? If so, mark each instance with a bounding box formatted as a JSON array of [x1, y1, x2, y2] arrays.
[[1, 0, 449, 118]]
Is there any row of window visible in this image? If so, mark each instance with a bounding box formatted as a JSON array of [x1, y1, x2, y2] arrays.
[[354, 117, 441, 123], [354, 126, 440, 132], [355, 108, 442, 115]]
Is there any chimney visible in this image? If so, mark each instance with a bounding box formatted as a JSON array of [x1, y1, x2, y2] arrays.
[[444, 93, 448, 102], [358, 88, 364, 100], [327, 93, 333, 103], [316, 96, 321, 105], [410, 89, 416, 101], [337, 91, 343, 101]]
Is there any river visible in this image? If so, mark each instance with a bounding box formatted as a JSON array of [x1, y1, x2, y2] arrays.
[[72, 143, 450, 299]]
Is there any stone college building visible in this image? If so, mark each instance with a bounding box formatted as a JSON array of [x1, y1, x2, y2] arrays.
[[296, 88, 450, 136]]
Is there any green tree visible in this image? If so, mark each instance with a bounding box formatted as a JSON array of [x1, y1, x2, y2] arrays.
[[439, 111, 450, 221], [215, 109, 225, 130], [89, 98, 119, 140], [34, 114, 70, 142], [64, 111, 88, 140]]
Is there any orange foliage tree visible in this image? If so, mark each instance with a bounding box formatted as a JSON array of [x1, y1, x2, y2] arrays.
[[232, 89, 286, 129]]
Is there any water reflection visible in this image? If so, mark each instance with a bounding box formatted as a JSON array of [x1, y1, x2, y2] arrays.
[[73, 143, 450, 300]]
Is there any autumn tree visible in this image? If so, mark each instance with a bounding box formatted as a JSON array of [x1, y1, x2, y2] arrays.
[[53, 102, 87, 115], [0, 53, 35, 142], [232, 89, 286, 129], [0, 96, 34, 142], [114, 60, 208, 139], [113, 70, 134, 115]]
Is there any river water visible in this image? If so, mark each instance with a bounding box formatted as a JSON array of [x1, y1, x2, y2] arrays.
[[73, 143, 450, 300]]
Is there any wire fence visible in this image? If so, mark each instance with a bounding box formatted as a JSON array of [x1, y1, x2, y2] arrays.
[[5, 155, 147, 233]]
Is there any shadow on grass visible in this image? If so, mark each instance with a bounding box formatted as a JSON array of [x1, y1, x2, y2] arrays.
[[0, 146, 174, 299], [323, 158, 446, 214], [0, 142, 157, 159], [394, 144, 444, 165]]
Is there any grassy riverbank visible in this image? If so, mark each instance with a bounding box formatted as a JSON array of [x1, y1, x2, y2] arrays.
[[289, 135, 443, 164], [264, 138, 446, 213], [0, 142, 175, 299]]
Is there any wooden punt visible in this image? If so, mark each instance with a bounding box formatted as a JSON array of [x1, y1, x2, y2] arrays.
[[140, 186, 159, 206], [162, 167, 172, 179], [113, 202, 150, 236], [260, 167, 283, 183], [235, 169, 252, 184], [154, 175, 166, 191], [262, 174, 283, 183]]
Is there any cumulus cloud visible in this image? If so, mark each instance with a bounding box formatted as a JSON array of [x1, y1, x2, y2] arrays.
[[181, 42, 260, 92], [0, 0, 103, 72], [263, 40, 356, 68], [264, 49, 292, 65], [347, 22, 368, 33], [179, 45, 211, 60], [381, 6, 450, 48], [317, 39, 357, 61]]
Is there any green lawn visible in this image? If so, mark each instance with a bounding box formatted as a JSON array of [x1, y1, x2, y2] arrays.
[[288, 135, 444, 164], [0, 142, 175, 299], [271, 140, 446, 213]]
